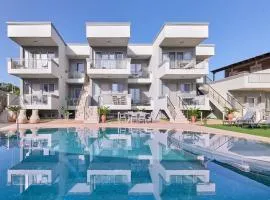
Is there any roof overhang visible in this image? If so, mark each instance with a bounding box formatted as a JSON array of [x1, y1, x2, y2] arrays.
[[7, 22, 65, 46], [86, 22, 130, 47], [157, 23, 209, 47]]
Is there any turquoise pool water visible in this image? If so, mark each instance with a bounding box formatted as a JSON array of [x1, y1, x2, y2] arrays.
[[0, 127, 270, 199]]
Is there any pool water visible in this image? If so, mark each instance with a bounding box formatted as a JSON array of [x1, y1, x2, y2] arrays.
[[0, 127, 270, 200]]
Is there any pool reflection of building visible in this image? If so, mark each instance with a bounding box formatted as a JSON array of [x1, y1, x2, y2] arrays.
[[9, 127, 270, 199]]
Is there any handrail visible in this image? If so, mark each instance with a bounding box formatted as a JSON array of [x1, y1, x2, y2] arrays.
[[203, 77, 233, 109], [167, 96, 176, 120], [205, 76, 244, 114]]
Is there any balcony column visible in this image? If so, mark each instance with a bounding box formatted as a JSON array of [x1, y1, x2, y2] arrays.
[[17, 109, 27, 124], [29, 109, 40, 124]]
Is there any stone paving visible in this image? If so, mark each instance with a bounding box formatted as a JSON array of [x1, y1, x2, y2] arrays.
[[0, 119, 269, 143]]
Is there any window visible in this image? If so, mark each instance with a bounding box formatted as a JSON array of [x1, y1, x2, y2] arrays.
[[43, 83, 54, 93], [129, 88, 140, 104], [247, 97, 256, 107], [112, 83, 124, 93], [183, 52, 192, 60], [131, 64, 142, 75], [180, 83, 192, 93]]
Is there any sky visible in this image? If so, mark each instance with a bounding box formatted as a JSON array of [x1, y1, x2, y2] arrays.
[[0, 0, 270, 85]]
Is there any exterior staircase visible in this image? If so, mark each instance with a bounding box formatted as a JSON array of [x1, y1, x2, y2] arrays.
[[75, 75, 99, 123], [199, 76, 244, 118], [152, 96, 189, 123], [84, 96, 99, 123], [75, 76, 91, 120]]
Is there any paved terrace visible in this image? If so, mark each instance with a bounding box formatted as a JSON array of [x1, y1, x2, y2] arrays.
[[0, 119, 269, 143]]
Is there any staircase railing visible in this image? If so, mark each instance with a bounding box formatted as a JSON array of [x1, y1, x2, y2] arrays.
[[167, 96, 176, 120], [204, 76, 244, 116]]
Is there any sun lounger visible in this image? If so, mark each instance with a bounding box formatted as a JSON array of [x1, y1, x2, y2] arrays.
[[235, 110, 256, 127]]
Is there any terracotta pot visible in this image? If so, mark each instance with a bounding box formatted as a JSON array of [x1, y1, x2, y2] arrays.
[[227, 113, 233, 121], [8, 111, 17, 122], [191, 116, 196, 123], [101, 115, 106, 123]]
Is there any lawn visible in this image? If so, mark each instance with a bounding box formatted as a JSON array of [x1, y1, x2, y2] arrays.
[[206, 124, 270, 138]]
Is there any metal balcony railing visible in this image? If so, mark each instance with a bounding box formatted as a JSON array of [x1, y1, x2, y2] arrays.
[[22, 94, 59, 105], [99, 94, 130, 105]]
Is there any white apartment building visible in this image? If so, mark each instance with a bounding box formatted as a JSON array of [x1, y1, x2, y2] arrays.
[[7, 21, 215, 122]]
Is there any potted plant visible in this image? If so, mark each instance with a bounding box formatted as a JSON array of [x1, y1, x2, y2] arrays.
[[64, 110, 71, 120], [224, 107, 237, 122], [98, 106, 110, 123], [7, 105, 21, 122], [187, 107, 200, 123]]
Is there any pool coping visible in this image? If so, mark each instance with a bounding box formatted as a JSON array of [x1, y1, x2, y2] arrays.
[[0, 120, 270, 143]]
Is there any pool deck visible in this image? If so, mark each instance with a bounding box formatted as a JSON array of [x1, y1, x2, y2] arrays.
[[0, 119, 270, 143]]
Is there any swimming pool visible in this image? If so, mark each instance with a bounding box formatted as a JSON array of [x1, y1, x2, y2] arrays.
[[0, 127, 270, 199]]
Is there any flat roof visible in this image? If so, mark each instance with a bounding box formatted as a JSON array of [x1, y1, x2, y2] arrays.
[[211, 52, 270, 73], [86, 22, 131, 26], [7, 21, 67, 46]]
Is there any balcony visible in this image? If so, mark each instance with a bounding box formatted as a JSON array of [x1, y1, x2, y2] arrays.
[[128, 71, 152, 84], [8, 58, 60, 78], [179, 95, 210, 110], [67, 97, 78, 110], [87, 59, 131, 78], [211, 72, 270, 91], [158, 60, 208, 79], [98, 94, 131, 110], [67, 71, 85, 83], [21, 94, 60, 110], [131, 97, 153, 110]]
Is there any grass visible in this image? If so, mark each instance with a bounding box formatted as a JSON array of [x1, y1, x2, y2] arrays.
[[206, 124, 270, 138]]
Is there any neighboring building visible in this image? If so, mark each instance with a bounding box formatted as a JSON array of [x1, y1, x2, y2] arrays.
[[210, 53, 270, 120], [6, 21, 215, 122]]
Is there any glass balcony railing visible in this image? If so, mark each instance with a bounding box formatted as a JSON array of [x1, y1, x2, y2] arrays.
[[68, 71, 85, 79], [10, 58, 58, 69], [67, 98, 78, 106], [129, 71, 150, 79], [90, 59, 128, 69], [131, 97, 151, 106]]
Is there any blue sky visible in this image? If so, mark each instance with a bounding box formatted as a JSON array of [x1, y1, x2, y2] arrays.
[[1, 0, 270, 85]]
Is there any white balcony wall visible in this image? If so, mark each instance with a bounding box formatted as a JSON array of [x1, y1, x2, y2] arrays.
[[196, 45, 215, 59], [127, 45, 152, 59], [66, 44, 90, 58]]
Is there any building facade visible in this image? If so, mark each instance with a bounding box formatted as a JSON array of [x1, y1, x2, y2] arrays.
[[7, 22, 215, 122], [210, 53, 270, 121]]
